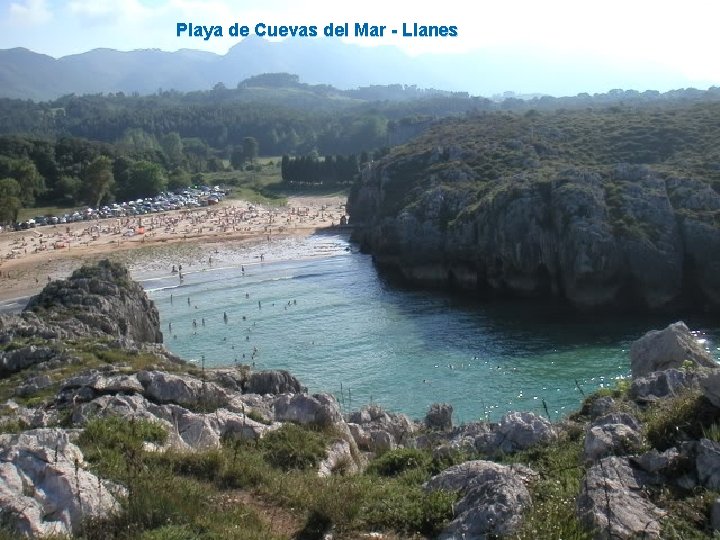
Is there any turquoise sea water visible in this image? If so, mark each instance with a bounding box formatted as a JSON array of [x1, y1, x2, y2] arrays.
[[144, 232, 720, 423]]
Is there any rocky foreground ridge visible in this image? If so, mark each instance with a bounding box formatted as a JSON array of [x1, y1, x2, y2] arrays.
[[348, 112, 720, 312], [1, 261, 720, 538]]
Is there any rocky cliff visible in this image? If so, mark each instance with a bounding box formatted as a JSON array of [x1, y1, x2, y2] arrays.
[[348, 108, 720, 312], [25, 259, 163, 344]]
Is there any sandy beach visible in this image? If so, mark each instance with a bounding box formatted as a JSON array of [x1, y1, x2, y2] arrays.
[[0, 196, 348, 306]]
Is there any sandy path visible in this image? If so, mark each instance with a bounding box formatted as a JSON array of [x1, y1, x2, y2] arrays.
[[0, 196, 348, 304]]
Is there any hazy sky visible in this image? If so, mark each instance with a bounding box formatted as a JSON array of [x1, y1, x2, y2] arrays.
[[1, 0, 719, 92]]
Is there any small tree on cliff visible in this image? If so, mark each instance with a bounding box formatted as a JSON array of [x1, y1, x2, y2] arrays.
[[242, 137, 259, 165]]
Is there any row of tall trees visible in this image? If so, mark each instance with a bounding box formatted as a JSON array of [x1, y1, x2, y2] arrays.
[[280, 154, 359, 184]]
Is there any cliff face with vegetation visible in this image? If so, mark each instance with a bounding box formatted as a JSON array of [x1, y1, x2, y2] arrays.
[[348, 104, 720, 312]]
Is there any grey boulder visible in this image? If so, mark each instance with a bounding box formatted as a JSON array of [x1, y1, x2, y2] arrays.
[[496, 411, 557, 452], [584, 414, 642, 462], [0, 429, 122, 538], [243, 369, 304, 395], [577, 457, 666, 539], [273, 393, 342, 427], [630, 321, 715, 378], [425, 460, 533, 539]]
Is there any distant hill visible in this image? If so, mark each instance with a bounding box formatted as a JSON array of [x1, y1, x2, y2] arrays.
[[0, 36, 705, 100]]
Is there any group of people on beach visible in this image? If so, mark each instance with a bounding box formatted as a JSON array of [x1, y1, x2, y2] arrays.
[[0, 200, 347, 273]]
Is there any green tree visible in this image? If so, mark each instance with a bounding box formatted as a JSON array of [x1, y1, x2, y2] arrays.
[[167, 168, 191, 191], [126, 161, 167, 199], [14, 158, 45, 205], [160, 132, 184, 166], [56, 176, 82, 204], [82, 155, 114, 207], [0, 178, 22, 224], [230, 147, 245, 170], [0, 157, 45, 206], [118, 128, 160, 155], [242, 136, 259, 164], [112, 156, 134, 200], [281, 155, 290, 181]]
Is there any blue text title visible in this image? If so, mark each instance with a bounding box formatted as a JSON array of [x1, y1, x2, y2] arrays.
[[176, 22, 459, 41]]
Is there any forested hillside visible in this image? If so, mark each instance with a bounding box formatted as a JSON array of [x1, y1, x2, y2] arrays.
[[4, 74, 720, 239], [349, 101, 720, 313]]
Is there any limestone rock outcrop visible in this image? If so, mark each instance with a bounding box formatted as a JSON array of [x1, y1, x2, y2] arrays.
[[26, 259, 162, 343], [424, 402, 453, 431], [273, 393, 343, 428], [583, 413, 643, 462], [349, 145, 720, 313], [577, 457, 666, 539], [348, 404, 416, 451], [425, 460, 534, 539], [630, 368, 701, 401], [1, 260, 164, 377], [496, 411, 557, 452], [0, 429, 122, 537], [630, 321, 715, 378], [243, 369, 304, 395]]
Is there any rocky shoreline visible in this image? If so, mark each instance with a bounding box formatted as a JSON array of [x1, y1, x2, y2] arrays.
[[2, 261, 720, 538]]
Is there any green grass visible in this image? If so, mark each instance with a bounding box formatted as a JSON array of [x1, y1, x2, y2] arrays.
[[260, 423, 329, 471], [74, 415, 457, 539], [0, 418, 29, 434], [0, 336, 185, 408], [75, 417, 281, 540], [506, 433, 591, 540], [657, 490, 720, 539], [203, 157, 349, 206], [17, 205, 75, 222], [365, 448, 432, 477], [226, 186, 287, 207], [642, 389, 720, 450]]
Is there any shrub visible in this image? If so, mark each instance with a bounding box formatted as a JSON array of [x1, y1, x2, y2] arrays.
[[643, 390, 720, 450], [145, 444, 272, 490], [78, 416, 167, 479], [362, 483, 457, 537], [507, 436, 589, 539], [247, 410, 270, 425], [79, 416, 167, 454], [366, 448, 431, 477], [259, 423, 328, 471]]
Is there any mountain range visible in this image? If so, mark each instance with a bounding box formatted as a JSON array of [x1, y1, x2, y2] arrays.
[[0, 36, 706, 101]]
